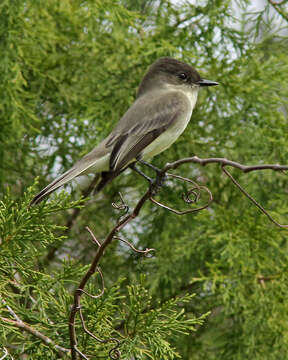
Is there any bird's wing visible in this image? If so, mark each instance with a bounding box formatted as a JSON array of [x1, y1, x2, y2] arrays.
[[106, 91, 188, 171], [30, 91, 189, 205]]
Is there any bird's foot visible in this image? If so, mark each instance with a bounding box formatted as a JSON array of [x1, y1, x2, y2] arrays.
[[129, 160, 167, 195], [151, 172, 167, 196]]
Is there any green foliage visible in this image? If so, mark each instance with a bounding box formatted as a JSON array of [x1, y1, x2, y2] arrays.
[[119, 284, 208, 359], [1, 0, 288, 359], [75, 277, 208, 359]]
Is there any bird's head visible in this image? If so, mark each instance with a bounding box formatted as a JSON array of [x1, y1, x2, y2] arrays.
[[137, 57, 218, 97]]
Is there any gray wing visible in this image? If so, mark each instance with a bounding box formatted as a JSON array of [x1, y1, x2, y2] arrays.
[[106, 91, 188, 171], [30, 91, 188, 205]]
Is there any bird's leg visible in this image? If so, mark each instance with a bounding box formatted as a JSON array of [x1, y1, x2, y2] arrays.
[[129, 163, 153, 184], [137, 159, 162, 174], [136, 159, 168, 193]]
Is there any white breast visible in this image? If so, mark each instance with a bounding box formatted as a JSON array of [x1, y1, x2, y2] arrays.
[[142, 87, 199, 160]]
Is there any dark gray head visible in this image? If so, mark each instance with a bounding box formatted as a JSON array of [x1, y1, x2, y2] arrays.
[[137, 57, 218, 97]]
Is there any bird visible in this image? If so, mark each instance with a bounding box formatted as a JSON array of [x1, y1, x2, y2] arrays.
[[30, 57, 218, 205]]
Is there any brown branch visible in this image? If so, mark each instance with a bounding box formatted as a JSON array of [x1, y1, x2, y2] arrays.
[[0, 316, 70, 358], [160, 155, 288, 228], [221, 165, 288, 228], [69, 155, 288, 358], [150, 173, 213, 215], [69, 187, 153, 359], [113, 236, 155, 255], [161, 156, 288, 174]]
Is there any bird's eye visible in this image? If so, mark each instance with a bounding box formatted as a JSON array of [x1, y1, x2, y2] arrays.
[[178, 73, 187, 80]]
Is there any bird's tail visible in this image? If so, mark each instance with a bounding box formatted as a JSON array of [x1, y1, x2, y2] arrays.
[[30, 145, 131, 205], [30, 141, 112, 206], [31, 166, 126, 206], [30, 166, 87, 206]]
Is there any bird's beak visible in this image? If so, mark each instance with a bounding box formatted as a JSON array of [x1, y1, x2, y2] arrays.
[[197, 79, 219, 87]]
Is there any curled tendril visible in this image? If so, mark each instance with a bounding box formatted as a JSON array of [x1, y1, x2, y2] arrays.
[[182, 187, 201, 204], [149, 173, 213, 215], [77, 267, 105, 299], [109, 347, 121, 360], [78, 308, 121, 359], [112, 192, 129, 214], [114, 236, 155, 257], [112, 192, 130, 222]]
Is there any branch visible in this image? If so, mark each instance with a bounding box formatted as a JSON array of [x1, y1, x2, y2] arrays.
[[0, 316, 70, 358], [161, 156, 288, 228], [69, 187, 154, 359], [161, 156, 288, 173], [69, 155, 288, 358], [150, 172, 213, 215]]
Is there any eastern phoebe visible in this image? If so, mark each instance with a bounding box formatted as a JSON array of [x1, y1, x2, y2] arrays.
[[31, 57, 218, 205]]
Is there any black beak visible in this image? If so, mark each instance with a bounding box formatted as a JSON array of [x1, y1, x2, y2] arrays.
[[197, 79, 219, 87]]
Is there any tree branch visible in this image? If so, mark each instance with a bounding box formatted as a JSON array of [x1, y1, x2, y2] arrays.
[[161, 156, 288, 228], [0, 316, 70, 358], [161, 155, 288, 173], [69, 155, 288, 358], [69, 186, 154, 359]]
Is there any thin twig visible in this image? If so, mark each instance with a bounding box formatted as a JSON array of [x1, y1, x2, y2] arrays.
[[86, 226, 101, 247], [69, 187, 153, 359], [77, 267, 105, 299], [113, 236, 155, 256], [78, 309, 121, 359], [162, 156, 288, 174], [221, 165, 288, 228], [69, 155, 288, 358], [2, 298, 68, 357], [0, 316, 69, 357], [161, 156, 288, 227], [1, 298, 21, 322]]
